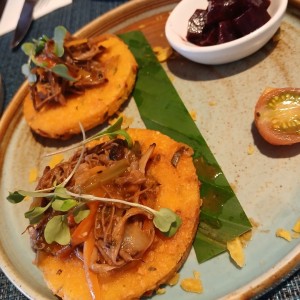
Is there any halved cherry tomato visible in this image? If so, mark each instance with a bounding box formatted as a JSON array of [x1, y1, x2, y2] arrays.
[[254, 88, 300, 145]]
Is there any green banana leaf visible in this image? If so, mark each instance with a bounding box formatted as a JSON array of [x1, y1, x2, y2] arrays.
[[119, 31, 252, 263]]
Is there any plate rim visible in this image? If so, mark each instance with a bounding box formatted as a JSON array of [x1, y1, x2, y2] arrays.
[[0, 0, 300, 299]]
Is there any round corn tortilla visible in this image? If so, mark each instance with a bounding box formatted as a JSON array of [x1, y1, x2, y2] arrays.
[[23, 34, 138, 140], [36, 128, 202, 300]]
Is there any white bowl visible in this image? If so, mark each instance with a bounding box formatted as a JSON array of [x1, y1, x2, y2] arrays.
[[165, 0, 288, 65]]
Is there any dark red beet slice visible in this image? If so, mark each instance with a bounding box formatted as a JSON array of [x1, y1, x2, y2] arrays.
[[187, 9, 219, 46], [206, 0, 248, 25], [186, 0, 272, 47], [245, 0, 271, 9], [199, 27, 219, 46], [234, 6, 271, 36], [218, 20, 240, 44], [187, 9, 207, 43]]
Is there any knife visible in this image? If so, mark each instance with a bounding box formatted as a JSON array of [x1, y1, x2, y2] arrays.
[[10, 0, 39, 49], [0, 0, 8, 22]]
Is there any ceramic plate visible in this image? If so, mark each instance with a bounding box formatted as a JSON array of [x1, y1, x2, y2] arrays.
[[0, 1, 300, 299]]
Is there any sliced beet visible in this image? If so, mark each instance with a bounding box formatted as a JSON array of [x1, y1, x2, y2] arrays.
[[234, 6, 271, 36], [199, 27, 219, 46], [187, 9, 213, 45], [218, 20, 240, 44], [245, 0, 271, 9], [186, 0, 271, 47], [206, 0, 248, 25], [187, 9, 207, 38]]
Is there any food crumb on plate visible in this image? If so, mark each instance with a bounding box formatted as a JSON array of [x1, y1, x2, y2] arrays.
[[276, 228, 292, 241], [48, 154, 64, 169], [180, 271, 203, 294], [247, 143, 255, 155], [28, 168, 38, 183], [153, 46, 173, 62], [227, 237, 245, 268], [156, 288, 166, 295], [276, 219, 300, 241], [293, 219, 300, 233], [189, 110, 197, 121]]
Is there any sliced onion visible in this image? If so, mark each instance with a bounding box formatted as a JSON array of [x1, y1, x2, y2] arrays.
[[80, 159, 129, 193], [122, 221, 154, 256], [138, 143, 156, 174]]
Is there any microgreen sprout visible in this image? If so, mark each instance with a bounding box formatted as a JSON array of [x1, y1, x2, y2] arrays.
[[7, 118, 181, 245], [21, 26, 76, 83], [53, 26, 67, 57], [8, 186, 181, 244], [44, 215, 70, 245], [44, 117, 133, 157]]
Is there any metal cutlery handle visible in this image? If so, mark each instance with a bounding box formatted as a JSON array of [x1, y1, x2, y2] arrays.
[[10, 0, 39, 49]]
